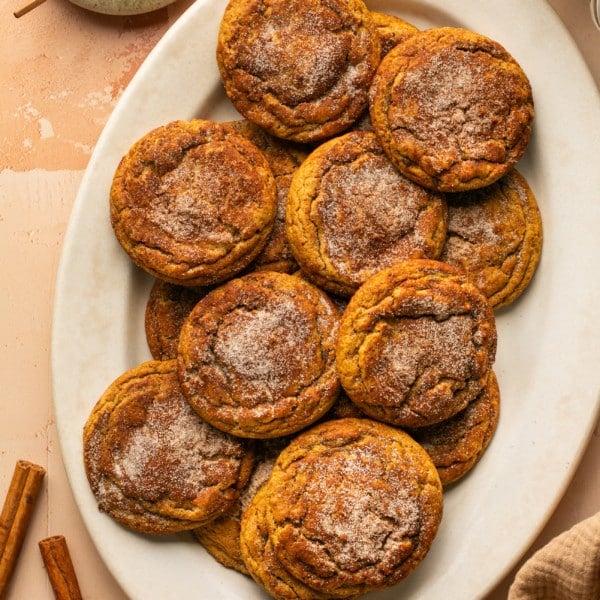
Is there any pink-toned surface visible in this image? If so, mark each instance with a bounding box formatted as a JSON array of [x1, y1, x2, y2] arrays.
[[0, 0, 597, 598]]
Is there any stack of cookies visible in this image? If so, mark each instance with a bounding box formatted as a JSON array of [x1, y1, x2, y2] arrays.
[[83, 1, 543, 598]]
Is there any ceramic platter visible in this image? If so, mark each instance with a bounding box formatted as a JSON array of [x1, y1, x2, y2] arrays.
[[52, 1, 600, 598]]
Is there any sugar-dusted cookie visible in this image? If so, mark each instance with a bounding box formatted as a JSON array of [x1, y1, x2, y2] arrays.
[[439, 169, 543, 308], [337, 259, 497, 428], [410, 370, 501, 486], [144, 279, 207, 360], [216, 0, 381, 143], [369, 27, 534, 192], [227, 119, 307, 273], [110, 119, 277, 286], [83, 359, 255, 535], [240, 418, 443, 598], [370, 11, 418, 57], [286, 130, 447, 297], [177, 271, 341, 438]]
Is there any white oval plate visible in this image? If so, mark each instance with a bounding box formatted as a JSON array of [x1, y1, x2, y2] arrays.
[[52, 1, 600, 598]]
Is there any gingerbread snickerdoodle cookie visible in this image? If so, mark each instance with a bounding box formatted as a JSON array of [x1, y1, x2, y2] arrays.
[[144, 279, 207, 360], [369, 27, 534, 192], [83, 359, 255, 535], [409, 369, 501, 486], [336, 259, 497, 428], [227, 119, 307, 273], [439, 169, 543, 309], [240, 418, 443, 598], [216, 0, 381, 143], [177, 271, 341, 438], [286, 130, 447, 297], [110, 119, 277, 286]]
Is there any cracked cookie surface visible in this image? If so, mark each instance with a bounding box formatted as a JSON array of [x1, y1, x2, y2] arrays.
[[369, 27, 534, 192], [286, 130, 447, 297], [177, 271, 341, 438], [439, 169, 543, 308], [336, 259, 497, 428], [83, 359, 255, 535], [110, 119, 277, 286], [216, 0, 381, 143], [240, 418, 443, 598]]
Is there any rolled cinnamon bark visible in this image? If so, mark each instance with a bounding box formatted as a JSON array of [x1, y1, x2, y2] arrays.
[[39, 535, 82, 600], [0, 460, 46, 598]]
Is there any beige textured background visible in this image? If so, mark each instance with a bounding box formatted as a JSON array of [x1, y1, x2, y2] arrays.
[[1, 0, 598, 598]]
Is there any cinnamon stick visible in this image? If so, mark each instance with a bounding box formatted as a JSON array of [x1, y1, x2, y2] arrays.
[[0, 460, 46, 598], [13, 0, 47, 18], [39, 536, 83, 600]]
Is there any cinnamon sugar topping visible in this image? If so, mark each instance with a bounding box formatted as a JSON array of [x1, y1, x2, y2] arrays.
[[213, 300, 315, 396], [367, 314, 477, 400], [242, 17, 348, 105], [298, 443, 421, 569], [392, 47, 517, 162], [147, 145, 265, 244], [317, 149, 443, 277], [110, 388, 244, 503]]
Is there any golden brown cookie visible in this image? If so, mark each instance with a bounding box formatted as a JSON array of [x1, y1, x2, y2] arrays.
[[227, 119, 307, 273], [193, 437, 287, 574], [369, 27, 534, 192], [286, 130, 447, 297], [177, 271, 341, 438], [110, 119, 277, 286], [409, 369, 501, 486], [439, 169, 543, 309], [83, 359, 255, 535], [337, 259, 497, 428], [370, 11, 418, 57], [144, 279, 207, 360], [240, 418, 443, 598], [216, 0, 381, 143]]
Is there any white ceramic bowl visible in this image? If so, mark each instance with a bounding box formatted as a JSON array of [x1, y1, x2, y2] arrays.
[[67, 0, 178, 16]]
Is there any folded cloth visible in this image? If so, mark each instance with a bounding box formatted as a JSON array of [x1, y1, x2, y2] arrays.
[[508, 511, 600, 600]]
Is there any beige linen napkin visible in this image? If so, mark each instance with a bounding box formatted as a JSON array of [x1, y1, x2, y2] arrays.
[[508, 511, 600, 600]]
